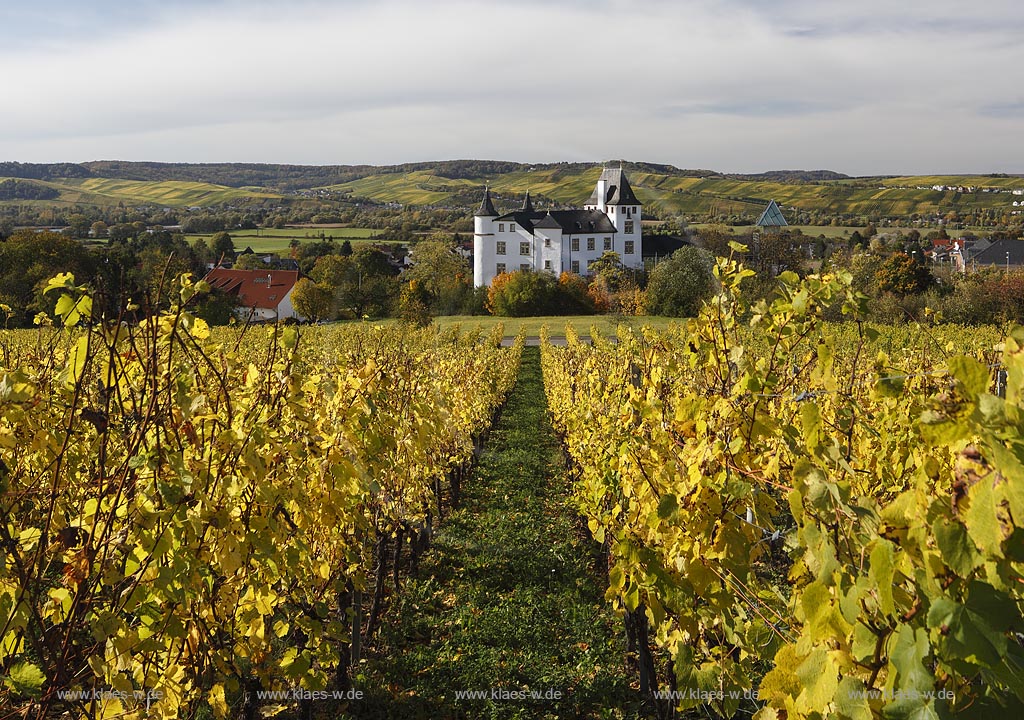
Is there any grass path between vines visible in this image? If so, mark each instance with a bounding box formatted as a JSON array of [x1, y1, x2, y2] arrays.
[[351, 347, 639, 719]]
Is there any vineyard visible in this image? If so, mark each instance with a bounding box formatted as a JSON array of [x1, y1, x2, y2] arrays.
[[542, 256, 1023, 718], [1, 262, 1022, 719], [0, 274, 522, 719]]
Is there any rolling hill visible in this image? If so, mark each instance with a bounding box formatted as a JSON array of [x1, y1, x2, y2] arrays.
[[325, 165, 1024, 219], [1, 160, 1022, 220], [0, 176, 281, 208]]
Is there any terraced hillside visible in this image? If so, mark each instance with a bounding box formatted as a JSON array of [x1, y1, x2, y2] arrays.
[[2, 160, 1022, 219], [0, 176, 280, 208], [327, 166, 1024, 218]]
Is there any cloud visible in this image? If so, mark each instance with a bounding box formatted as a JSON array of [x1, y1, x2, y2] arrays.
[[980, 101, 1024, 118], [656, 100, 844, 118], [0, 0, 1021, 174]]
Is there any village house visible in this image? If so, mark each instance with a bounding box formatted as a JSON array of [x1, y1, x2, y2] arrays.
[[204, 268, 303, 322]]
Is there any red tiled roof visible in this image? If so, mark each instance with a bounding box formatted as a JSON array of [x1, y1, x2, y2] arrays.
[[204, 269, 299, 310]]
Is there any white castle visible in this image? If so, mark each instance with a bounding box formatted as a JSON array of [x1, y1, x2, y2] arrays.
[[473, 167, 643, 287]]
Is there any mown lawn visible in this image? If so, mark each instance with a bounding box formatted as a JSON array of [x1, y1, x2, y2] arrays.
[[185, 227, 381, 254]]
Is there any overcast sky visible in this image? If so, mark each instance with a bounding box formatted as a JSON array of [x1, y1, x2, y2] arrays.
[[1, 0, 1021, 175]]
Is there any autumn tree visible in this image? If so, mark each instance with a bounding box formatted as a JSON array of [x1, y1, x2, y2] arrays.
[[696, 224, 735, 257], [875, 252, 933, 295], [644, 246, 716, 317], [233, 254, 266, 270], [487, 270, 558, 316], [309, 251, 396, 318], [290, 278, 333, 322], [556, 272, 595, 314], [397, 280, 433, 327], [404, 237, 472, 314], [211, 231, 235, 262], [0, 231, 95, 324]]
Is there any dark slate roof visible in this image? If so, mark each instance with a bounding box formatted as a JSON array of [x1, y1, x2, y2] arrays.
[[549, 209, 616, 234], [522, 190, 534, 212], [970, 238, 1024, 266], [494, 208, 615, 234], [494, 210, 547, 233], [585, 167, 642, 207], [641, 234, 689, 258], [475, 187, 497, 217], [533, 212, 562, 229], [756, 200, 788, 227]]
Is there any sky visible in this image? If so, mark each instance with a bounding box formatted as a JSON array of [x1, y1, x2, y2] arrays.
[[0, 0, 1021, 175]]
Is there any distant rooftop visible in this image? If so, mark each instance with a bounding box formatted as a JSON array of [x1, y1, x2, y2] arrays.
[[756, 199, 788, 227]]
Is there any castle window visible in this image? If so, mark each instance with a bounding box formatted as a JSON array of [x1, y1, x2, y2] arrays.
[[496, 262, 506, 274], [520, 241, 530, 255], [625, 220, 634, 234], [498, 223, 504, 232], [571, 238, 579, 251], [625, 240, 635, 254], [544, 260, 552, 271], [520, 263, 531, 271], [571, 260, 580, 274], [544, 238, 551, 248], [604, 237, 612, 251], [510, 223, 516, 232], [587, 238, 595, 251], [496, 241, 506, 255]]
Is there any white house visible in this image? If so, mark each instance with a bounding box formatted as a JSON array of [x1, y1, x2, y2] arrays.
[[204, 268, 303, 322], [473, 167, 643, 287]]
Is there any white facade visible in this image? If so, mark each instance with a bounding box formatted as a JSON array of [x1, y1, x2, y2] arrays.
[[473, 168, 643, 287], [234, 284, 301, 322]]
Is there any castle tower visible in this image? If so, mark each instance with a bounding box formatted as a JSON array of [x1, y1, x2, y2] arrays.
[[473, 187, 498, 287], [585, 167, 643, 268]]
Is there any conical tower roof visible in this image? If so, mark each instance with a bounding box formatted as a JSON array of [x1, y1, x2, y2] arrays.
[[475, 187, 498, 217], [522, 190, 534, 212]]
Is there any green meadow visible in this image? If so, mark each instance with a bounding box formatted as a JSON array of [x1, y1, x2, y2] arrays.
[[185, 227, 382, 254]]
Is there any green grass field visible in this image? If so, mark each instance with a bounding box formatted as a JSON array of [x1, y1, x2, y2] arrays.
[[185, 227, 382, 254]]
